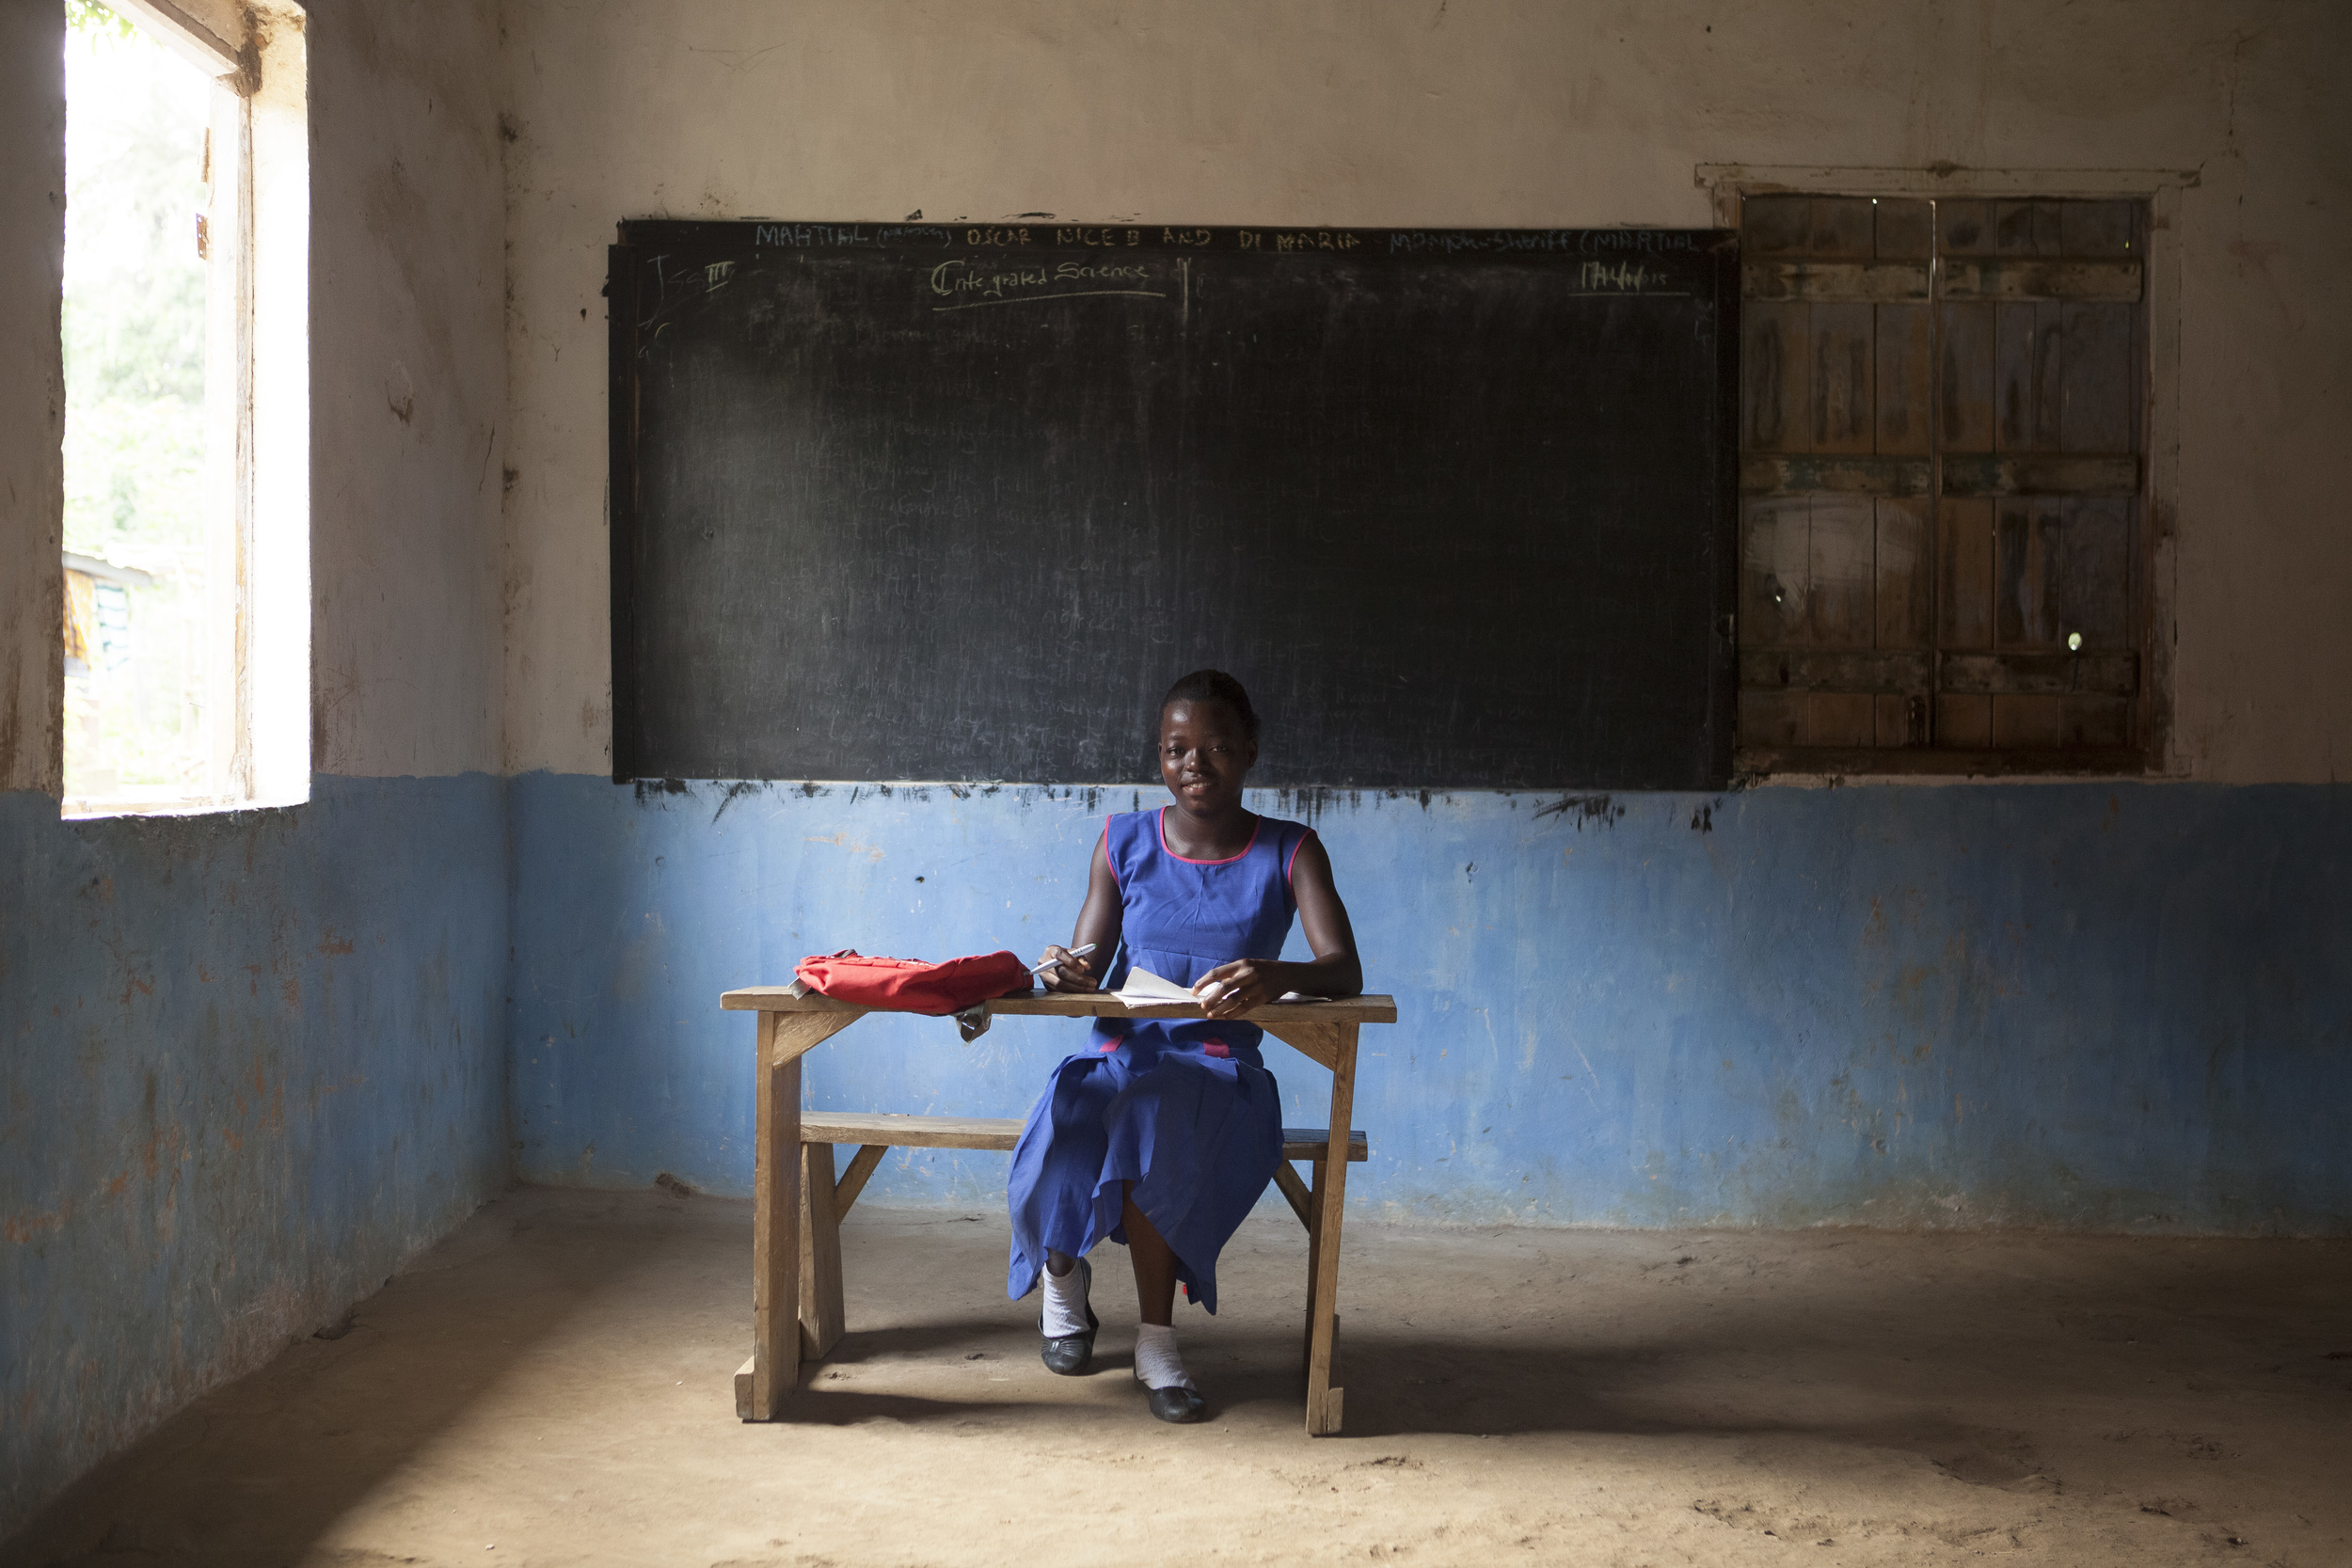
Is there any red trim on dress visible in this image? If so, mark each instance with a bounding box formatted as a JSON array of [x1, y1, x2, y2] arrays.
[[1101, 816, 1119, 891], [1156, 806, 1262, 865], [1200, 1039, 1231, 1058]]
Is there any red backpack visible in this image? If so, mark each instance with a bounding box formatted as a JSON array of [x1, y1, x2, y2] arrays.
[[793, 948, 1033, 1015]]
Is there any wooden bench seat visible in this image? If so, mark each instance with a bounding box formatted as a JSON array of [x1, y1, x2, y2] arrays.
[[800, 1111, 1369, 1233], [801, 1110, 1367, 1160]]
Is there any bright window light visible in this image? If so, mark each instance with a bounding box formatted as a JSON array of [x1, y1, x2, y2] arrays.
[[59, 0, 307, 819], [61, 6, 215, 806]]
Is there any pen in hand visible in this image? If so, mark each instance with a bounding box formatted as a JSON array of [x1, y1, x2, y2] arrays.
[[1029, 942, 1097, 977]]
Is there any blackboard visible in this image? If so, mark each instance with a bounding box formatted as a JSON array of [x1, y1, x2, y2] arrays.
[[609, 220, 1738, 789]]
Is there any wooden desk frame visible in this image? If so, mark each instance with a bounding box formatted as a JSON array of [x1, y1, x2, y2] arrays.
[[719, 988, 1398, 1436]]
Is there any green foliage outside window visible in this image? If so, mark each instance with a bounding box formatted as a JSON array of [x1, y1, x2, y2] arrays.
[[67, 1, 135, 40], [62, 7, 215, 799]]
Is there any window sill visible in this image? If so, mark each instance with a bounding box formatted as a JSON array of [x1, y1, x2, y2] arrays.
[[61, 794, 303, 821], [1735, 746, 2154, 783]]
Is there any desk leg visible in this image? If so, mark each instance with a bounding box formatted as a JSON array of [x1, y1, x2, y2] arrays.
[[800, 1141, 846, 1360], [1301, 1155, 1327, 1368], [746, 1016, 803, 1420], [1304, 1024, 1359, 1436]]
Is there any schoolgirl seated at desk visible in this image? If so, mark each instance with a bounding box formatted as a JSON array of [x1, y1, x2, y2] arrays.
[[1007, 669, 1363, 1424]]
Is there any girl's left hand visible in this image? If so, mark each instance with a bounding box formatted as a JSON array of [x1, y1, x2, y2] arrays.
[[1193, 960, 1269, 1019]]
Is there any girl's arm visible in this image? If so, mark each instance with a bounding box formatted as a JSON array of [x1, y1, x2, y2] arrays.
[[1196, 833, 1362, 1018], [1038, 829, 1123, 993]]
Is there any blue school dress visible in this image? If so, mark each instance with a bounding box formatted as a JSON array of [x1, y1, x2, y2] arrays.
[[1006, 808, 1315, 1313]]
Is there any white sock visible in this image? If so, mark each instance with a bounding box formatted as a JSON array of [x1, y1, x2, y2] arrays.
[[1041, 1258, 1091, 1338], [1133, 1322, 1195, 1391]]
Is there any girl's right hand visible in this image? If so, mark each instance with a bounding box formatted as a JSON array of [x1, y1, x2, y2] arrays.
[[1039, 944, 1098, 993]]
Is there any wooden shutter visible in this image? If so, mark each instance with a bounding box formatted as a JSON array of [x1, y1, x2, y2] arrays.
[[1737, 195, 2147, 773]]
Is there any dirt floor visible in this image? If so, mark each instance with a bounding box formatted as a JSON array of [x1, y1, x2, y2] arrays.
[[8, 1187, 2350, 1568]]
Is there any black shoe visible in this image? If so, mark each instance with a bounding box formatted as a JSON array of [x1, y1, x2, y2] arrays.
[[1146, 1383, 1207, 1423], [1039, 1256, 1098, 1375]]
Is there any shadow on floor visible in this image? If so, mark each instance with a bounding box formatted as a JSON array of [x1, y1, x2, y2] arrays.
[[5, 1190, 718, 1567]]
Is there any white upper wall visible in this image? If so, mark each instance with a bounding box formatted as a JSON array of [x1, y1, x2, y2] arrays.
[[501, 0, 2352, 784], [309, 0, 505, 777]]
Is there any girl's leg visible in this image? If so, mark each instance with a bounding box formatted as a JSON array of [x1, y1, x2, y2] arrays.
[[1122, 1182, 1179, 1326], [1123, 1183, 1201, 1417]]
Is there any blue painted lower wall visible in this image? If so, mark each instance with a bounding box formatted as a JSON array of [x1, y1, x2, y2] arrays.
[[8, 768, 2345, 1535], [0, 775, 508, 1538], [509, 773, 2351, 1234]]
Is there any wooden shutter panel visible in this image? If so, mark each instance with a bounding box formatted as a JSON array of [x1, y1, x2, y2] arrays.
[[1737, 193, 2149, 771]]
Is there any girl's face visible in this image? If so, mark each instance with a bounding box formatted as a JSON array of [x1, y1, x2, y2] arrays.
[[1158, 700, 1256, 816]]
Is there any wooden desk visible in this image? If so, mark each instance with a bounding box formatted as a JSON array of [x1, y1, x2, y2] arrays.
[[718, 987, 1398, 1435]]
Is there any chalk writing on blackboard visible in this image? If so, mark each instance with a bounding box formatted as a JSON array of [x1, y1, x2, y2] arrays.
[[750, 222, 958, 248], [1387, 230, 1704, 257], [1576, 261, 1686, 293], [930, 258, 1168, 312]]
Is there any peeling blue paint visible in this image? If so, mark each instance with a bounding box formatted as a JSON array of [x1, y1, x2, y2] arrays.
[[507, 773, 2352, 1235], [0, 777, 508, 1535]]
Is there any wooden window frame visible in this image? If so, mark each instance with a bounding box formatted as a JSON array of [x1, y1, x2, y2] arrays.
[[1697, 165, 2196, 781], [60, 0, 309, 819]]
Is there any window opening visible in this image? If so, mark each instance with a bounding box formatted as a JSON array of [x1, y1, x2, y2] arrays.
[[60, 4, 215, 806], [1736, 194, 2150, 773], [59, 0, 307, 818]]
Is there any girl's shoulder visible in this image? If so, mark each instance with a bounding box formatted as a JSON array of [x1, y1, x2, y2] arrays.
[[1100, 808, 1154, 867], [1102, 807, 1155, 843], [1256, 816, 1319, 877]]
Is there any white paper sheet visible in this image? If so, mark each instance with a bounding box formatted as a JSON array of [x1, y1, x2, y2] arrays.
[[1111, 965, 1329, 1007]]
